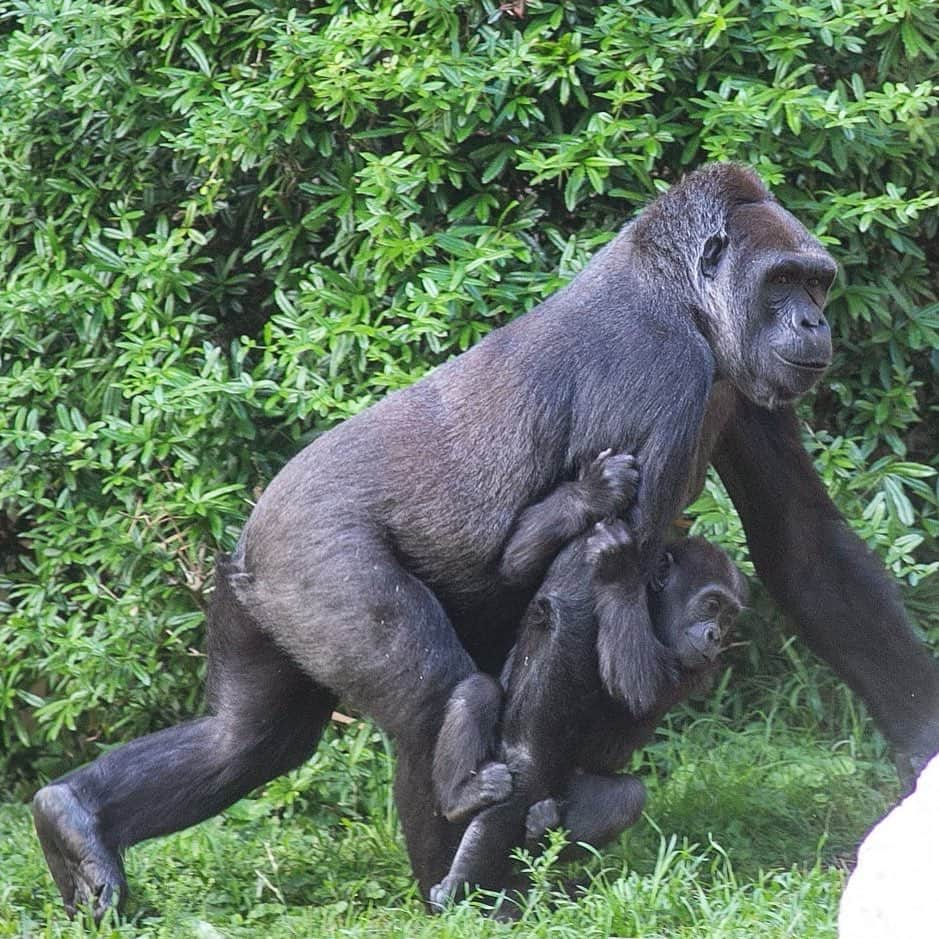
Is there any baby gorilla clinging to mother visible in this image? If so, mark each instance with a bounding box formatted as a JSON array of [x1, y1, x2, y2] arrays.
[[430, 505, 747, 910]]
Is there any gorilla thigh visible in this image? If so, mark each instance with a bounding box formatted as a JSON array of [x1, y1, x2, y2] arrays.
[[34, 523, 478, 913]]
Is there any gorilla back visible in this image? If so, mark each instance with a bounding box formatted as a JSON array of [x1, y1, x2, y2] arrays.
[[36, 163, 939, 920]]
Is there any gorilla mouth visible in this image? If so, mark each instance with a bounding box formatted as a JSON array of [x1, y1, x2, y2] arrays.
[[774, 352, 829, 371]]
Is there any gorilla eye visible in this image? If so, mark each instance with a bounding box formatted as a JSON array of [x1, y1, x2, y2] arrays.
[[705, 596, 721, 615], [772, 273, 790, 286], [807, 276, 820, 288]]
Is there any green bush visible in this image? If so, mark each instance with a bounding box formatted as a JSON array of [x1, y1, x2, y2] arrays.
[[1, 0, 937, 792]]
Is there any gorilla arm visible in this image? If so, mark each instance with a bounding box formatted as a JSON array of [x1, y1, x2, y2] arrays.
[[498, 450, 639, 587], [586, 520, 679, 716], [714, 396, 939, 770]]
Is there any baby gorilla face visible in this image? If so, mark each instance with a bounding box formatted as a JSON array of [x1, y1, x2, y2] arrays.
[[647, 537, 747, 671], [678, 616, 723, 669], [669, 589, 732, 669]]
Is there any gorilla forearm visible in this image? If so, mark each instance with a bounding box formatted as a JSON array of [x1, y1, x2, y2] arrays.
[[589, 527, 676, 716], [765, 517, 938, 755], [594, 587, 668, 717], [715, 400, 939, 760]]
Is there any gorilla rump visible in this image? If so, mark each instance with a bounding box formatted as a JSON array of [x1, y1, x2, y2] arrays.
[[34, 163, 939, 918], [429, 519, 747, 909]]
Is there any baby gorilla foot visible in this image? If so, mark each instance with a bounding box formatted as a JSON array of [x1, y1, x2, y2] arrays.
[[525, 797, 561, 846], [474, 761, 513, 805], [460, 761, 513, 816], [440, 761, 513, 823], [33, 784, 127, 921]]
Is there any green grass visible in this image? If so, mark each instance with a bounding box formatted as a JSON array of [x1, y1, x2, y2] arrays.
[[0, 638, 897, 938]]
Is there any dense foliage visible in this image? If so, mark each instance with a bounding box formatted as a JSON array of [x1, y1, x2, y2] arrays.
[[1, 0, 937, 792]]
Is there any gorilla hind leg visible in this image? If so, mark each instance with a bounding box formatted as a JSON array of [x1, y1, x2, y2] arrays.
[[433, 673, 511, 823], [523, 773, 646, 863], [33, 562, 336, 920], [235, 533, 484, 901]]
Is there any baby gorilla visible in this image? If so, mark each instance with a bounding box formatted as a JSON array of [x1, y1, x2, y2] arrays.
[[430, 519, 746, 910]]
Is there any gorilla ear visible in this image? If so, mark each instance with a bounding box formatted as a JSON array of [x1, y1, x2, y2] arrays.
[[650, 551, 673, 593], [531, 593, 563, 630], [700, 232, 728, 279]]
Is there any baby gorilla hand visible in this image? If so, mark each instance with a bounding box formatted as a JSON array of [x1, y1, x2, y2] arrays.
[[585, 518, 637, 583], [576, 450, 639, 520]]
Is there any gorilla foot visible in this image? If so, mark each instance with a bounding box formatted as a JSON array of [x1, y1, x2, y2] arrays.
[[441, 761, 513, 822], [473, 761, 512, 806], [431, 875, 527, 920], [33, 784, 126, 921]]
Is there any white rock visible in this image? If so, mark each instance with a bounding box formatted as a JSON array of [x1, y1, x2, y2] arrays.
[[839, 754, 939, 938]]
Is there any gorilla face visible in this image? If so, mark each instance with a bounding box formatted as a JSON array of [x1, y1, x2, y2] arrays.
[[699, 200, 837, 409], [648, 537, 747, 672]]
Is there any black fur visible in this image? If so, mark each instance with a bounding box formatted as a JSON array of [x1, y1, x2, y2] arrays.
[[33, 163, 939, 917], [429, 523, 746, 908]]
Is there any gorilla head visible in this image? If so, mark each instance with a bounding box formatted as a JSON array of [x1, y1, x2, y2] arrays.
[[634, 164, 837, 409], [649, 535, 748, 671]]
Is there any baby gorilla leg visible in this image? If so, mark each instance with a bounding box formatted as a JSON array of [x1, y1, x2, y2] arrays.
[[525, 773, 646, 857], [525, 797, 561, 847], [432, 673, 512, 823]]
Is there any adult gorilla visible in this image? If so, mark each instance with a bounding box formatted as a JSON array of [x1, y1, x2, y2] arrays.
[[34, 163, 939, 917]]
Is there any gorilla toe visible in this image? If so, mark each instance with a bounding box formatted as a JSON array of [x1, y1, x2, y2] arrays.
[[428, 877, 458, 913]]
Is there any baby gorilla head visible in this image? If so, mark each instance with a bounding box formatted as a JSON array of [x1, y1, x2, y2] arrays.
[[647, 536, 747, 670]]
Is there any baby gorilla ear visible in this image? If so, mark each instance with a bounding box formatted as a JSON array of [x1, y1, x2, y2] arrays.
[[530, 593, 563, 631], [650, 551, 673, 593], [732, 565, 749, 608]]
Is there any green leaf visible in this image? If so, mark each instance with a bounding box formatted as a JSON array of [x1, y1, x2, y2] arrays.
[[182, 38, 212, 76]]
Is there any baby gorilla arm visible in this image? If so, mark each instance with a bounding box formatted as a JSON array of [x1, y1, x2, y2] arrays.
[[588, 520, 678, 714], [498, 450, 638, 586]]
